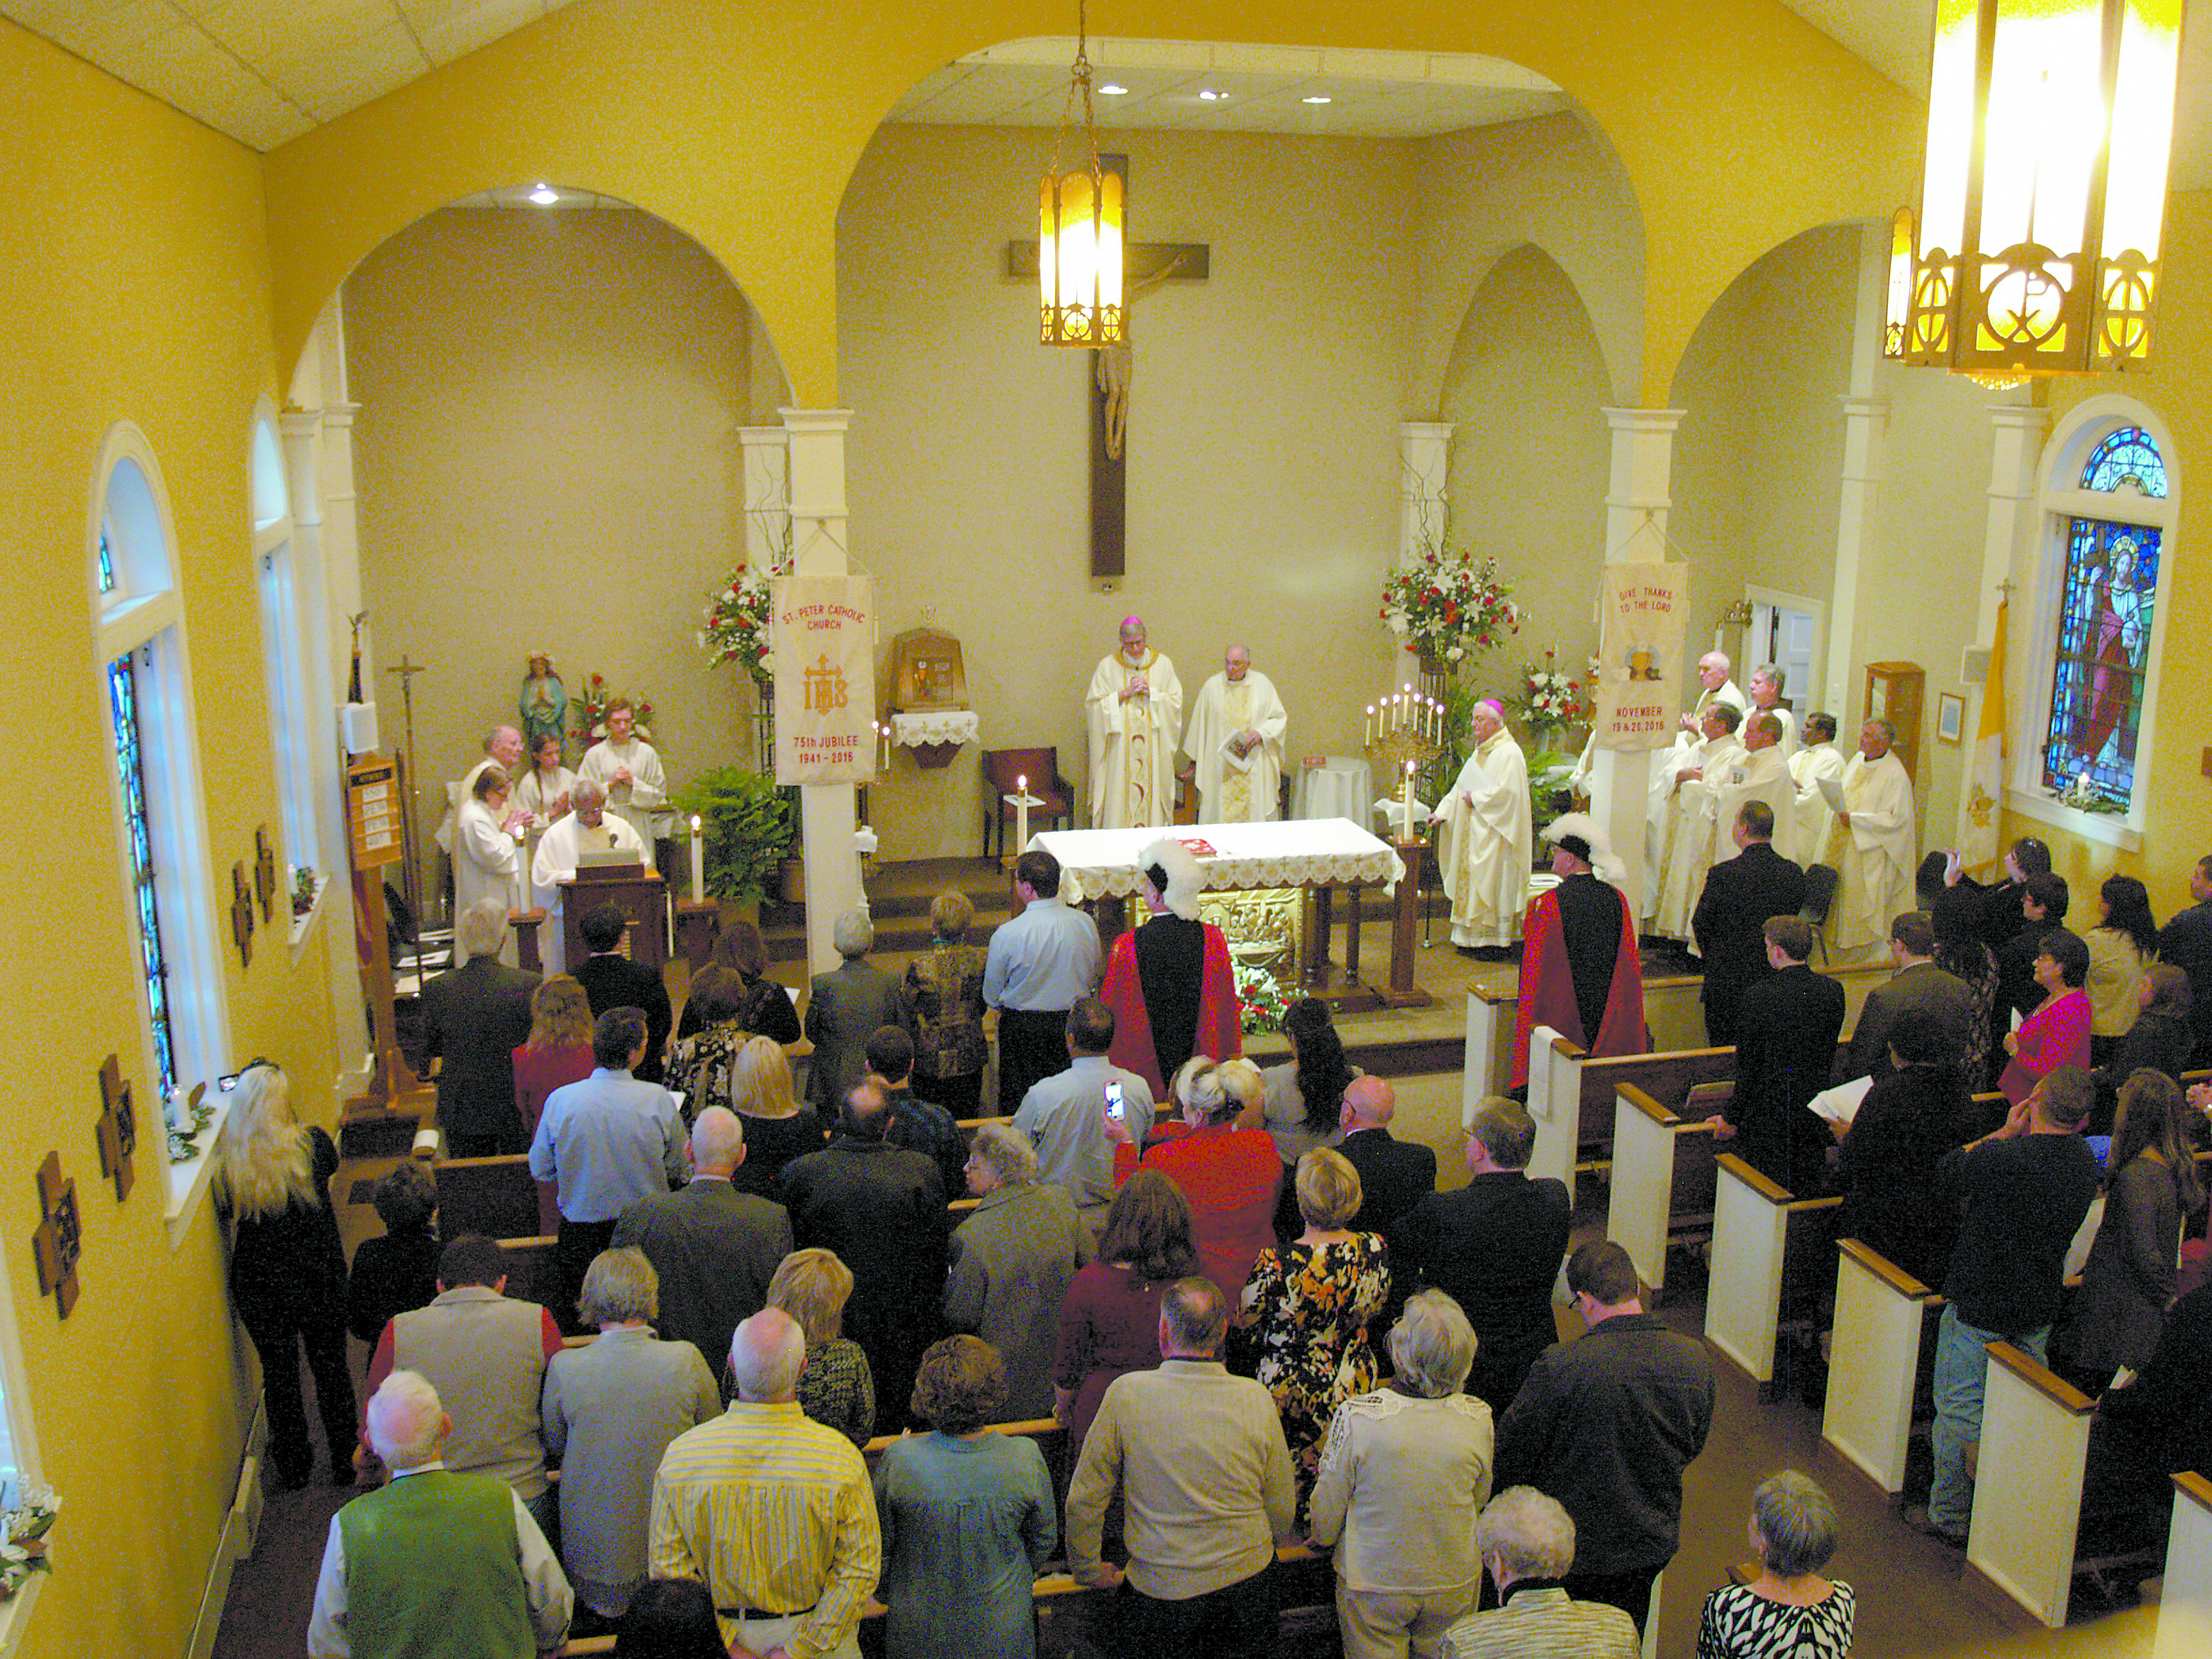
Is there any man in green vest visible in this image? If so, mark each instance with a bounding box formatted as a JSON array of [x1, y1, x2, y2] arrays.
[[307, 1370, 572, 1659]]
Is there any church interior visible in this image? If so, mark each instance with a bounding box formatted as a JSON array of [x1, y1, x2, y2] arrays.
[[8, 0, 2212, 1654]]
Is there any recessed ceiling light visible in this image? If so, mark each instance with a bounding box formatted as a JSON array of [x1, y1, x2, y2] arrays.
[[1197, 88, 1222, 101], [528, 183, 558, 206], [1098, 82, 1128, 95], [1301, 94, 1333, 105]]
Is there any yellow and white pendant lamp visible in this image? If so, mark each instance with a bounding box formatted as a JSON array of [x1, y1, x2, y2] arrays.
[[1884, 0, 2182, 384], [1038, 5, 1125, 347]]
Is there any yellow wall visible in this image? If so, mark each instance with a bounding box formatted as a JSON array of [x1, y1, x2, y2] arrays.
[[0, 21, 343, 1656]]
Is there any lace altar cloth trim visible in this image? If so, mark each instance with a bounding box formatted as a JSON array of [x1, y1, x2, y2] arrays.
[[1033, 819, 1406, 904], [890, 710, 980, 746]]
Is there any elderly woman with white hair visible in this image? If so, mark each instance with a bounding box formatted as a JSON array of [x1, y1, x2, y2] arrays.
[[541, 1248, 720, 1623], [1696, 1470, 1853, 1658], [1308, 1290, 1495, 1659], [215, 1060, 357, 1489], [945, 1123, 1095, 1420], [1099, 837, 1243, 1096], [802, 906, 901, 1111]]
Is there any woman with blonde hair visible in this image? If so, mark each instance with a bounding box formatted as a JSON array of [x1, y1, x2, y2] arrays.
[[728, 1036, 827, 1198], [513, 974, 597, 1233], [768, 1248, 874, 1446], [213, 1061, 356, 1489]]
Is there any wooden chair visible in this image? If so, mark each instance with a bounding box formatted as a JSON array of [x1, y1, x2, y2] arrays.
[[981, 748, 1073, 858]]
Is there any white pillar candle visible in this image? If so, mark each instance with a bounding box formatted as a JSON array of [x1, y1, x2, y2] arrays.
[[1401, 760, 1416, 838], [689, 815, 705, 905], [1016, 774, 1030, 852], [1366, 704, 1374, 743]]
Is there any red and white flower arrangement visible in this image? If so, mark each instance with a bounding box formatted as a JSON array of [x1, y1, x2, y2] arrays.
[[1379, 550, 1521, 665]]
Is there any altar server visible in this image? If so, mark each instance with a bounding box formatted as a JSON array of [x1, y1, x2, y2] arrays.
[[1182, 645, 1287, 823], [579, 699, 666, 843], [1085, 616, 1184, 829]]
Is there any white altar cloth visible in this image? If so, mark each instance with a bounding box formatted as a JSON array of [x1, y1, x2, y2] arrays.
[[1032, 818, 1406, 906], [891, 709, 980, 747]]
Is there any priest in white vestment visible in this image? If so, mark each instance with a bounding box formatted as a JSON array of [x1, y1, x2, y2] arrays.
[[1181, 645, 1286, 823], [454, 764, 526, 965], [1085, 616, 1184, 829], [1817, 718, 1918, 963], [530, 777, 650, 975], [578, 699, 667, 843], [1746, 664, 1797, 758], [1788, 711, 1846, 865], [435, 723, 525, 855], [1652, 703, 1746, 943], [1711, 711, 1800, 863], [1430, 699, 1534, 950]]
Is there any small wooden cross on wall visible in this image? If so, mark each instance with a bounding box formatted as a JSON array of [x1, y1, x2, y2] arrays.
[[32, 1151, 80, 1318], [232, 862, 256, 967], [97, 1053, 136, 1202]]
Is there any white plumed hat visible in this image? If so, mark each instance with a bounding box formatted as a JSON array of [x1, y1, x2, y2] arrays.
[[1543, 812, 1626, 887], [1138, 838, 1205, 921]]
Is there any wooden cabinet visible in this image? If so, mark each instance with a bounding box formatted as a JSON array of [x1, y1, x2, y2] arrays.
[[1863, 662, 1924, 785]]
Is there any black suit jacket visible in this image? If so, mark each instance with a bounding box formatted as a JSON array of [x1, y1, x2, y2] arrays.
[[2160, 900, 2212, 1061], [1731, 963, 1847, 1196], [613, 1176, 794, 1374], [1394, 1170, 1572, 1410], [803, 959, 902, 1111], [1841, 960, 1977, 1082], [574, 951, 674, 1083], [1691, 842, 1806, 1044], [1335, 1128, 1436, 1243], [418, 954, 541, 1143]]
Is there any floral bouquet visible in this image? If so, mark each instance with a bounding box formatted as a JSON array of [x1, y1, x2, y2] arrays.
[[0, 1485, 58, 1600], [698, 567, 777, 689], [1512, 650, 1594, 734], [1235, 959, 1288, 1036], [575, 675, 656, 744], [1380, 550, 1520, 667]]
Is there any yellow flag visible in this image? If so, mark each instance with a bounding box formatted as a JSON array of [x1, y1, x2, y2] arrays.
[[1959, 599, 2008, 870]]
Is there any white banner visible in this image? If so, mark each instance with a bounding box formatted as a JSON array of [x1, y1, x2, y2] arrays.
[[771, 573, 877, 785], [1593, 563, 1687, 752]]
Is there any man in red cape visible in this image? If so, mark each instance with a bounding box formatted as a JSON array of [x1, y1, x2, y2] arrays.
[[1511, 814, 1647, 1089], [1101, 838, 1242, 1096]]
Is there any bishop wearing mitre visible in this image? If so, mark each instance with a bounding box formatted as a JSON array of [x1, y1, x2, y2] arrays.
[[1181, 644, 1286, 823], [1086, 616, 1184, 829], [1430, 699, 1534, 951]]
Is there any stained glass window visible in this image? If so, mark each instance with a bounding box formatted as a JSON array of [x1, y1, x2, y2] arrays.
[[97, 525, 116, 594], [2041, 514, 2161, 811], [108, 653, 176, 1102], [2081, 427, 2167, 498]]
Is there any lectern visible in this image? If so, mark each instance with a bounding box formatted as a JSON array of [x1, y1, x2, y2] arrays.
[[561, 862, 668, 974]]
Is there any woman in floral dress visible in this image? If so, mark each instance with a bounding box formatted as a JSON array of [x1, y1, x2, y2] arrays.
[[1231, 1147, 1389, 1516]]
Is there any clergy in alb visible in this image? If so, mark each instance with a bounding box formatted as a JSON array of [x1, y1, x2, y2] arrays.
[[577, 698, 666, 843], [455, 765, 526, 966], [1745, 664, 1797, 758], [1085, 616, 1184, 830], [1818, 718, 1919, 962], [1181, 644, 1286, 823], [1711, 711, 1799, 863], [1430, 699, 1534, 951], [1650, 702, 1745, 945], [1677, 650, 1748, 738], [1789, 711, 1845, 855], [435, 723, 526, 855], [530, 777, 650, 975], [1511, 814, 1647, 1088]]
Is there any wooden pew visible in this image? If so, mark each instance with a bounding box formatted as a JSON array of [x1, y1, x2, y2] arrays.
[[1964, 1341, 2101, 1629], [1606, 1083, 1726, 1295], [1462, 983, 1518, 1110], [436, 1154, 543, 1241], [1703, 1154, 1843, 1390], [496, 1235, 562, 1311], [1529, 1039, 1738, 1172], [1819, 1239, 1942, 1504], [862, 1417, 1062, 1470], [2158, 1472, 2212, 1659]]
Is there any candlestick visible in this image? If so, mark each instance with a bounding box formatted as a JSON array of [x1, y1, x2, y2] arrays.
[[1016, 774, 1030, 852], [1401, 760, 1415, 839], [689, 815, 705, 906]]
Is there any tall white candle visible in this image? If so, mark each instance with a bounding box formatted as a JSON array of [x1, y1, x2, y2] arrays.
[[1401, 760, 1415, 838], [1366, 704, 1374, 743], [1016, 774, 1030, 852], [689, 816, 705, 905]]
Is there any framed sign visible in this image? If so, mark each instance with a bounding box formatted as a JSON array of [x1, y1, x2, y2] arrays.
[[347, 756, 404, 868], [1937, 692, 1966, 745]]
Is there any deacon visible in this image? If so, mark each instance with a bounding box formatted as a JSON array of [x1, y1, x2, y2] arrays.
[[1819, 718, 1919, 963], [1431, 699, 1534, 953], [1085, 616, 1184, 829], [1789, 711, 1845, 853], [1650, 703, 1744, 945], [435, 723, 527, 855], [530, 777, 650, 975], [1511, 815, 1647, 1089], [1181, 645, 1286, 823], [1711, 710, 1797, 862], [579, 698, 666, 844], [1745, 664, 1796, 756]]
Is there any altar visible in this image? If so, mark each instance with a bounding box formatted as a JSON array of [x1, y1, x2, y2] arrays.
[[1030, 818, 1431, 1010]]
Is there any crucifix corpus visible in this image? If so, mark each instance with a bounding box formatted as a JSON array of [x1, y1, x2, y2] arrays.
[[1006, 155, 1210, 580]]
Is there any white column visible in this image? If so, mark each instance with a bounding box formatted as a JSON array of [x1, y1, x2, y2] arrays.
[[1396, 422, 1452, 566], [1957, 406, 2050, 846], [1824, 223, 1894, 711], [1590, 406, 1685, 918], [738, 426, 791, 571], [782, 408, 863, 978]]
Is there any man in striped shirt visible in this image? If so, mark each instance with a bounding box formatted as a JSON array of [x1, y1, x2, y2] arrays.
[[648, 1308, 879, 1658]]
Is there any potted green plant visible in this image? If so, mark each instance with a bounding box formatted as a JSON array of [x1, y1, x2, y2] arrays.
[[669, 767, 799, 906]]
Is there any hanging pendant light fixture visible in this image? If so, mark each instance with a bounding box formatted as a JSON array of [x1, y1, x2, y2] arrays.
[[1884, 0, 2182, 387], [1038, 1, 1125, 347]]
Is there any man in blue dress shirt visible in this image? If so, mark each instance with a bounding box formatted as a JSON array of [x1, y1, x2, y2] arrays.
[[985, 850, 1104, 1112]]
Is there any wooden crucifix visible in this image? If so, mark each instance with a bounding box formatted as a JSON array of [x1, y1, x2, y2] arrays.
[[33, 1152, 80, 1317], [1006, 155, 1210, 581], [97, 1053, 136, 1203]]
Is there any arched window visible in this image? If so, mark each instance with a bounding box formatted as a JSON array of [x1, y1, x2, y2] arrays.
[[93, 423, 229, 1219], [252, 414, 321, 883], [2018, 400, 2179, 845]]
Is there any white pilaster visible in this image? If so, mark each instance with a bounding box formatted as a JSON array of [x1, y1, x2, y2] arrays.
[[1396, 422, 1453, 565], [781, 408, 863, 978], [1824, 223, 1896, 711], [1958, 406, 2050, 845], [738, 426, 791, 572], [1589, 406, 1686, 917]]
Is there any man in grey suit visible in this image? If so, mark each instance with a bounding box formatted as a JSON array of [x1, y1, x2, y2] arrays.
[[804, 909, 901, 1111], [613, 1108, 793, 1377], [1838, 911, 1975, 1082], [421, 898, 541, 1155]]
